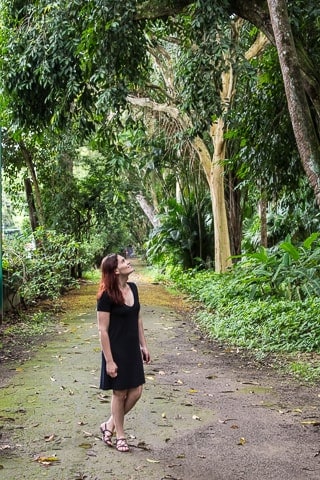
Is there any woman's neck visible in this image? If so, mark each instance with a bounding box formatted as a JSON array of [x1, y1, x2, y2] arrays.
[[118, 276, 129, 289]]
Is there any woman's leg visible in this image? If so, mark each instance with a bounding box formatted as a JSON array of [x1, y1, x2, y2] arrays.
[[102, 385, 143, 437], [123, 385, 143, 415], [111, 390, 127, 440], [111, 386, 143, 451]]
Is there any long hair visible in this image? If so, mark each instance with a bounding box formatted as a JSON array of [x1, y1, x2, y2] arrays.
[[97, 254, 124, 305]]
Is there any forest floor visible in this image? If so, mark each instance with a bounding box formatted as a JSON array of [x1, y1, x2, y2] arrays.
[[0, 259, 319, 480]]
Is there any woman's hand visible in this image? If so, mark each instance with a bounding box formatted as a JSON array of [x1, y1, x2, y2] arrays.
[[141, 347, 151, 364], [107, 360, 118, 378]]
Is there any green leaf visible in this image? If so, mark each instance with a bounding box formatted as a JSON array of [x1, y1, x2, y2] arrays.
[[279, 242, 300, 261], [303, 232, 320, 250]]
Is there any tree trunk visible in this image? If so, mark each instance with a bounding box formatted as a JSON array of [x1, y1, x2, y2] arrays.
[[210, 119, 233, 272], [136, 193, 160, 227], [226, 171, 242, 256], [266, 0, 320, 206], [259, 192, 268, 248], [24, 178, 39, 232], [192, 132, 232, 273], [20, 142, 45, 226]]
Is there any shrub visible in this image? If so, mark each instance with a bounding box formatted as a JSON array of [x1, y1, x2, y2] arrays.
[[3, 227, 89, 308]]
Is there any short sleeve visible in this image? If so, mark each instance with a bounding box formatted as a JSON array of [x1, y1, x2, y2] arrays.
[[97, 291, 111, 312]]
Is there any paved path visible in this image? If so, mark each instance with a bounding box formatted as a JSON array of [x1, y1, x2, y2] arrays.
[[0, 264, 320, 479]]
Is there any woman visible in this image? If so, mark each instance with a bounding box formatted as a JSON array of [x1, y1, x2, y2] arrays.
[[97, 253, 150, 452]]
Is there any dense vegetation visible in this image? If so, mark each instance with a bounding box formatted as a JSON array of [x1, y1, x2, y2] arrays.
[[1, 1, 320, 377]]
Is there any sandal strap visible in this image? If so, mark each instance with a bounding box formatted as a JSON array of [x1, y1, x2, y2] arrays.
[[116, 437, 129, 452], [100, 423, 114, 446]]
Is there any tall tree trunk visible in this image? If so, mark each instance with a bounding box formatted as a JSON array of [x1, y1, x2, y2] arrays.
[[19, 142, 45, 226], [136, 193, 160, 227], [193, 134, 232, 273], [209, 118, 233, 272], [24, 178, 39, 232], [259, 192, 268, 248], [266, 0, 320, 206], [227, 171, 242, 256]]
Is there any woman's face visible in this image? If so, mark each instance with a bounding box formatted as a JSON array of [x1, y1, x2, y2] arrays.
[[116, 255, 134, 276]]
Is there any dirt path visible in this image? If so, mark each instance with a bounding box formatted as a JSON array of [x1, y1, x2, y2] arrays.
[[0, 262, 320, 480]]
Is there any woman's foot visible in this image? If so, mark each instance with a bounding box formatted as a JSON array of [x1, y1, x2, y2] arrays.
[[116, 437, 129, 452], [100, 422, 114, 447]]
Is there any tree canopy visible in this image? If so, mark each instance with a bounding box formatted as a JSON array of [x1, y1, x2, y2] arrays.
[[1, 0, 320, 275]]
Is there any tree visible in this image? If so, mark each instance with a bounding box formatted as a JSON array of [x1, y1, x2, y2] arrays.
[[136, 0, 320, 205], [266, 0, 320, 205], [1, 0, 320, 273]]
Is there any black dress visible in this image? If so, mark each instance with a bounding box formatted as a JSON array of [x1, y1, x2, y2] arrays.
[[97, 282, 145, 391]]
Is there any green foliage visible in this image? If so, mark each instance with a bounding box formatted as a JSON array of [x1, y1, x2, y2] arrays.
[[4, 310, 54, 337], [175, 0, 235, 132], [3, 227, 90, 307], [234, 233, 320, 300], [195, 297, 320, 353], [285, 360, 320, 383], [146, 195, 213, 270], [166, 233, 320, 354], [228, 44, 304, 198], [0, 0, 148, 129]]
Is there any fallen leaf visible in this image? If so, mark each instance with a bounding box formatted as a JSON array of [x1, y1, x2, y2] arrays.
[[176, 453, 185, 458], [137, 441, 150, 450], [238, 437, 246, 445], [78, 442, 93, 449], [188, 389, 198, 394], [34, 455, 59, 464], [301, 420, 320, 426], [219, 418, 238, 424]]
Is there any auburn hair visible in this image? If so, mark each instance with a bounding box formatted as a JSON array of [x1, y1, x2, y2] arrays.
[[97, 254, 124, 305]]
